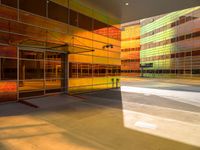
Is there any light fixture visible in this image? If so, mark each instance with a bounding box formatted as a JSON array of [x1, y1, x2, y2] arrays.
[[102, 44, 114, 49], [125, 2, 129, 6]]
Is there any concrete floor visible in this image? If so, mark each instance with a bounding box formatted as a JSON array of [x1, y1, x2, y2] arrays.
[[0, 78, 200, 150]]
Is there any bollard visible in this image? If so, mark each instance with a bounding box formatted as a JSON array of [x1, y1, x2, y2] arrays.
[[116, 78, 119, 88], [111, 78, 115, 88]]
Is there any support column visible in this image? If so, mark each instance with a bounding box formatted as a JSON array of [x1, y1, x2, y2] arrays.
[[64, 53, 69, 94]]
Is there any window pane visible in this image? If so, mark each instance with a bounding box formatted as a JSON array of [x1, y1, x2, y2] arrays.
[[1, 58, 17, 80], [19, 90, 44, 98], [0, 31, 9, 44], [78, 13, 92, 31], [45, 61, 64, 79], [19, 0, 47, 17], [20, 50, 44, 60], [93, 19, 108, 37], [19, 60, 44, 80], [0, 46, 17, 58], [1, 0, 18, 8], [0, 92, 17, 102], [108, 26, 121, 40], [48, 1, 68, 24], [69, 9, 78, 26], [0, 17, 10, 32], [46, 79, 62, 89], [0, 5, 18, 20], [69, 63, 77, 78], [46, 88, 62, 94], [19, 80, 44, 91], [0, 81, 17, 92], [45, 51, 65, 61]]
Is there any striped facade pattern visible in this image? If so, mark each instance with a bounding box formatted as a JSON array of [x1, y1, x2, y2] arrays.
[[121, 6, 200, 79], [121, 24, 140, 77], [140, 6, 200, 78]]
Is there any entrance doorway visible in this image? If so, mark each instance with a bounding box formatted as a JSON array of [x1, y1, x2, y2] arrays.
[[18, 48, 67, 99]]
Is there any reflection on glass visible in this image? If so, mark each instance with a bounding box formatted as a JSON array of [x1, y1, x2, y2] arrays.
[[0, 0, 122, 97], [48, 1, 68, 24], [0, 81, 17, 92], [19, 90, 44, 98], [45, 61, 63, 79], [19, 80, 44, 91], [20, 50, 44, 59], [0, 93, 17, 102], [46, 79, 62, 89], [0, 46, 17, 58], [1, 0, 18, 8], [19, 0, 47, 17], [69, 9, 78, 26], [45, 51, 65, 61], [1, 58, 17, 80], [19, 60, 44, 80]]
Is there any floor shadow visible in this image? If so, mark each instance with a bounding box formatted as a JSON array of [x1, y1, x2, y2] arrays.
[[0, 90, 199, 150]]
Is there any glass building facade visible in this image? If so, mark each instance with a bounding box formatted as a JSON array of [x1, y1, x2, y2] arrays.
[[140, 6, 200, 78], [0, 0, 121, 102], [122, 6, 200, 79], [121, 22, 140, 77]]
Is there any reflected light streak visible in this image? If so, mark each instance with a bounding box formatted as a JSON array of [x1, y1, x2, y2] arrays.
[[121, 86, 200, 107], [134, 121, 157, 130]]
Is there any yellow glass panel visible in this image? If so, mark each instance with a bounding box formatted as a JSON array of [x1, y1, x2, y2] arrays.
[[93, 77, 108, 85], [93, 33, 108, 44], [93, 56, 108, 64], [46, 79, 61, 89], [69, 54, 92, 63], [69, 78, 93, 87], [71, 26, 93, 40], [19, 80, 44, 91], [109, 51, 120, 58], [93, 49, 108, 57], [108, 58, 121, 65]]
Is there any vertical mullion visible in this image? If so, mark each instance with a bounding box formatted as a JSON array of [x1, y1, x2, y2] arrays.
[[17, 0, 19, 21], [0, 57, 1, 80], [17, 47, 19, 100], [44, 51, 46, 95], [65, 53, 68, 94]]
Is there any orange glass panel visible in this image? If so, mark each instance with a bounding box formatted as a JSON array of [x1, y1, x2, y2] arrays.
[[0, 81, 17, 92]]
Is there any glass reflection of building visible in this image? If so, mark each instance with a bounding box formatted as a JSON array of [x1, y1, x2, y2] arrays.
[[140, 6, 200, 78], [121, 6, 200, 78], [121, 22, 141, 77], [0, 0, 121, 102]]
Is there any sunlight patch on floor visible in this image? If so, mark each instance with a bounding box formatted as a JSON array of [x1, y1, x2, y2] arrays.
[[122, 109, 200, 147], [121, 86, 200, 107]]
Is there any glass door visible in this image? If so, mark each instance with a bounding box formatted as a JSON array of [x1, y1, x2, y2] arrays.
[[19, 48, 66, 99], [19, 49, 45, 99], [45, 51, 65, 94]]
